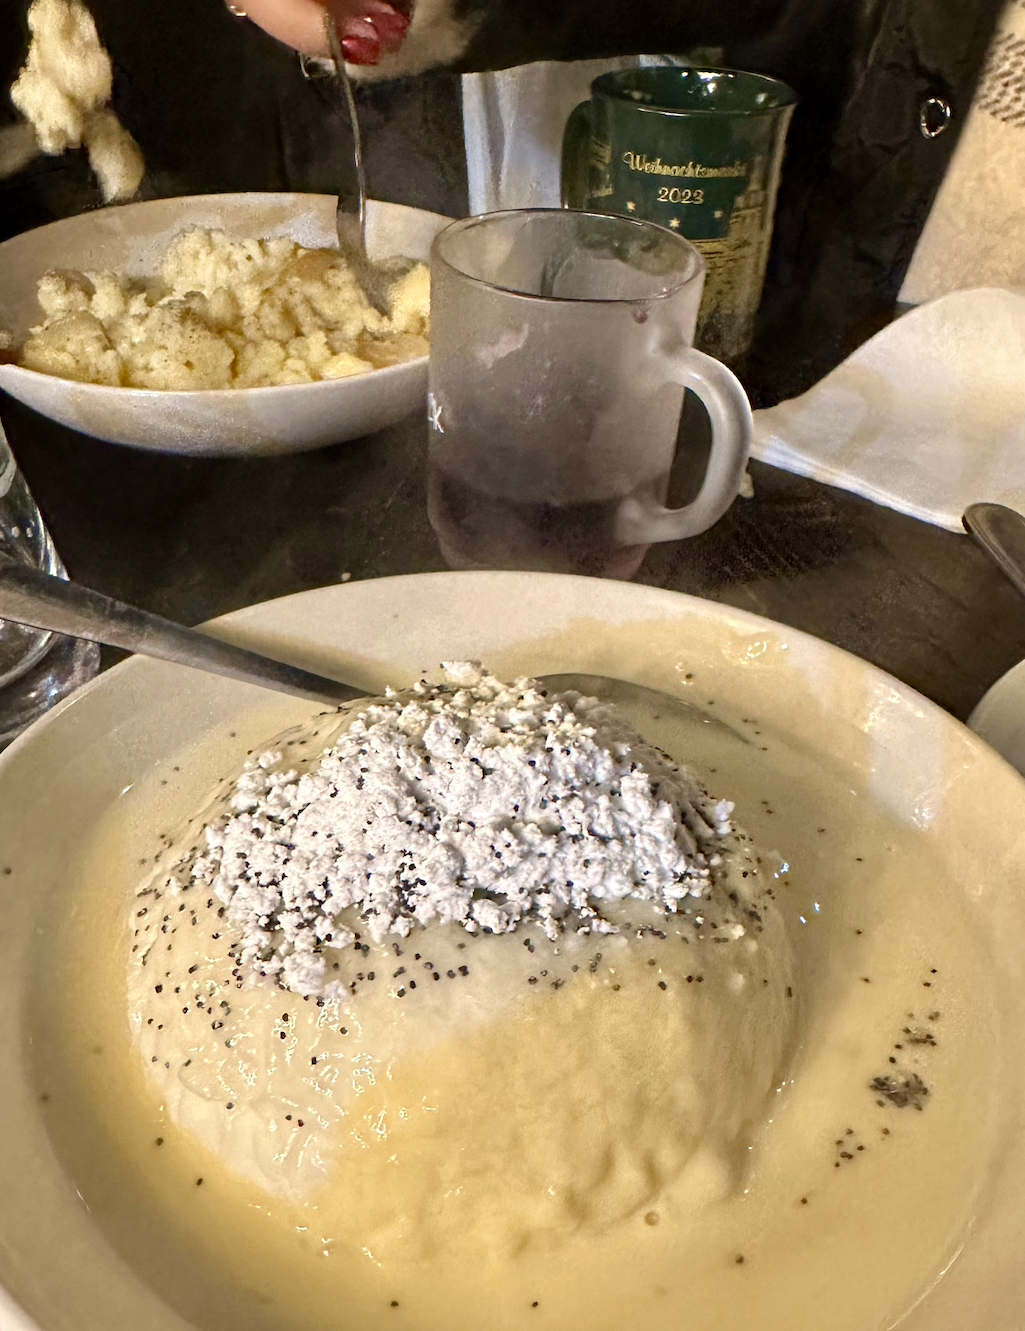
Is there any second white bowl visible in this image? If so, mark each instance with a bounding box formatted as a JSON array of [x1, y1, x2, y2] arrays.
[[0, 193, 449, 457]]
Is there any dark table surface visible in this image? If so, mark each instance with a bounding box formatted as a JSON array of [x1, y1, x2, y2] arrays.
[[2, 388, 1023, 727]]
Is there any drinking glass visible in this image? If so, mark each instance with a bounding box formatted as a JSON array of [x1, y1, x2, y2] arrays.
[[0, 424, 99, 748], [427, 208, 752, 579]]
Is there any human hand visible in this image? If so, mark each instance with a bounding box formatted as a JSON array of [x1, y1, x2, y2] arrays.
[[239, 0, 411, 65]]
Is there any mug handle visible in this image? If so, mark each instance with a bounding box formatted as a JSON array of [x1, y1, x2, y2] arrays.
[[561, 101, 593, 209], [614, 349, 753, 545]]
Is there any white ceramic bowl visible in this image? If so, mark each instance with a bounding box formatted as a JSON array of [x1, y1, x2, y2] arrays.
[[3, 573, 1025, 1330], [968, 658, 1025, 774], [0, 193, 449, 457]]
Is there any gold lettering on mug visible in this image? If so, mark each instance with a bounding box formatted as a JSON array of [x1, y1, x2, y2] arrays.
[[621, 151, 749, 179], [656, 186, 705, 204]]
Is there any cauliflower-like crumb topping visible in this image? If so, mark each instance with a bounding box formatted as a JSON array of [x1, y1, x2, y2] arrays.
[[10, 0, 144, 202], [19, 228, 430, 390]]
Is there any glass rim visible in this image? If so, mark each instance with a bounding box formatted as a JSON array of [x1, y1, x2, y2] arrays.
[[591, 65, 798, 116], [430, 208, 706, 307]]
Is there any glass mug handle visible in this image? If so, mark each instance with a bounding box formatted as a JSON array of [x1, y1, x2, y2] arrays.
[[560, 102, 593, 209], [614, 350, 753, 545]]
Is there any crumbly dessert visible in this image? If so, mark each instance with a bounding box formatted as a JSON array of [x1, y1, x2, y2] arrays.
[[40, 657, 999, 1331], [126, 666, 797, 1249], [10, 0, 144, 202], [18, 227, 431, 390]]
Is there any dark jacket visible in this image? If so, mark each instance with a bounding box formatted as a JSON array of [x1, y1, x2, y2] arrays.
[[0, 0, 1005, 403]]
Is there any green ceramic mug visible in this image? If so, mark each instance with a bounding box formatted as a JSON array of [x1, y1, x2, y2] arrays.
[[562, 67, 796, 361]]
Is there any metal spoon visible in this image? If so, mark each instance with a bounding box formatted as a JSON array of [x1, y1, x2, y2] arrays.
[[322, 13, 393, 318], [539, 674, 750, 743], [0, 554, 747, 739], [963, 502, 1025, 601], [0, 553, 362, 706]]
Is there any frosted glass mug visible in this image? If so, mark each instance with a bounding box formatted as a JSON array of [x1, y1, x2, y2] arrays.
[[427, 209, 752, 579]]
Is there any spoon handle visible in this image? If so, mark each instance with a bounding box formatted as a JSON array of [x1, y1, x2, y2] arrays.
[[0, 554, 363, 706], [323, 14, 392, 317], [963, 503, 1025, 602]]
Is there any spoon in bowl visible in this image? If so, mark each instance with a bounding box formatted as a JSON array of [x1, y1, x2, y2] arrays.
[[0, 554, 748, 739], [321, 13, 393, 318]]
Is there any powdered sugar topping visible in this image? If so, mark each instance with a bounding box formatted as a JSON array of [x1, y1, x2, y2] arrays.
[[172, 665, 743, 998]]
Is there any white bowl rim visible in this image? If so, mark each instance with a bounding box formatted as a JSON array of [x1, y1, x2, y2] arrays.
[[0, 350, 428, 398], [0, 568, 1003, 766]]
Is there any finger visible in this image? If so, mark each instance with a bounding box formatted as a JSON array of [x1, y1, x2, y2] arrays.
[[241, 0, 408, 58], [240, 0, 337, 55]]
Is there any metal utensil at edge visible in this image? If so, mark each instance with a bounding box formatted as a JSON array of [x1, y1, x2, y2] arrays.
[[0, 553, 363, 707], [0, 555, 751, 738], [963, 502, 1025, 602], [322, 13, 392, 318]]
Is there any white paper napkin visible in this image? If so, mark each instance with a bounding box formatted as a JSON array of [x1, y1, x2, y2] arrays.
[[461, 56, 682, 215], [751, 287, 1025, 531]]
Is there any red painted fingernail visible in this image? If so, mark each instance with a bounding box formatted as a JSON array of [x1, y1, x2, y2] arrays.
[[368, 9, 409, 46], [341, 10, 407, 47], [341, 15, 375, 40], [341, 32, 381, 63]]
